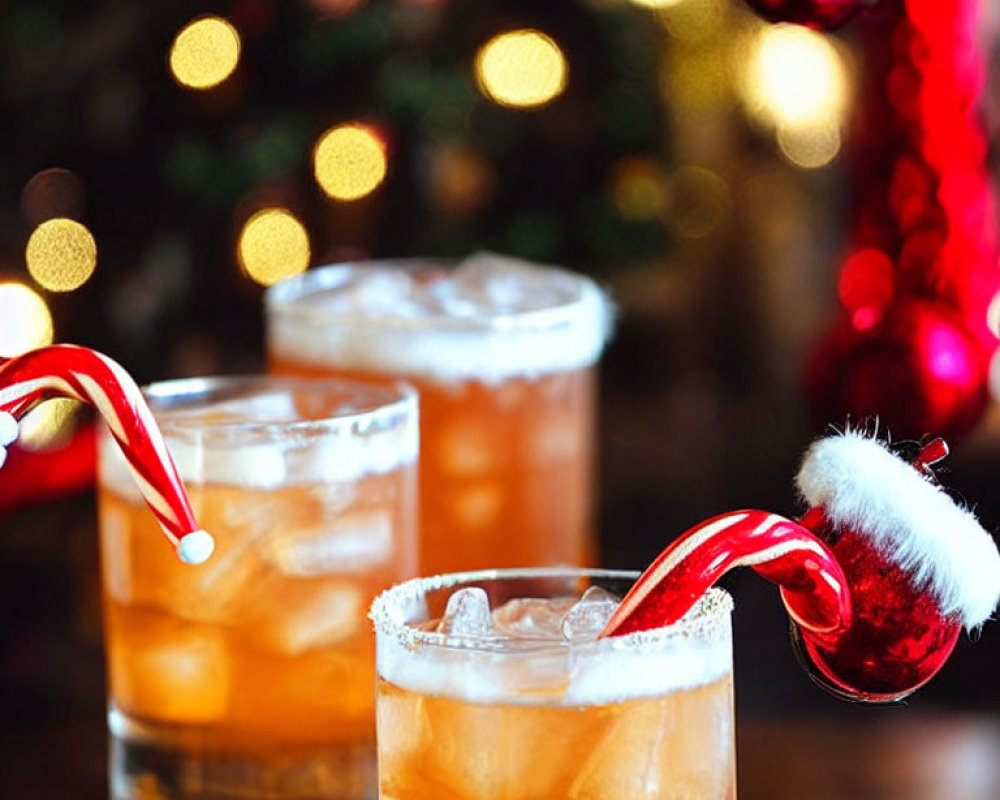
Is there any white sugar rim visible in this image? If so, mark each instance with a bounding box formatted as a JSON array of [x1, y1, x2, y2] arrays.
[[796, 431, 1000, 628], [265, 260, 615, 383], [369, 566, 733, 653]]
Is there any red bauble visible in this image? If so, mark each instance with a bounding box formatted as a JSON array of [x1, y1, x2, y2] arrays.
[[740, 0, 871, 29], [805, 300, 988, 441], [793, 510, 961, 701]]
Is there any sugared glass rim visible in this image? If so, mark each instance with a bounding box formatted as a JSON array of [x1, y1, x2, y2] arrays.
[[141, 374, 417, 439], [264, 259, 613, 335], [370, 566, 733, 654]]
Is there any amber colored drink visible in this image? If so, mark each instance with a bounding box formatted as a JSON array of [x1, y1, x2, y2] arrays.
[[98, 377, 417, 800], [266, 255, 611, 574], [371, 569, 736, 800]]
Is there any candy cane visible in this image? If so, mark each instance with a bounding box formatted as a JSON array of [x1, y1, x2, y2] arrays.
[[601, 510, 851, 638], [0, 345, 214, 564]]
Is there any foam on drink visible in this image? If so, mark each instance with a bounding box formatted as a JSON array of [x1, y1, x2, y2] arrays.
[[265, 253, 614, 385], [371, 577, 732, 707]]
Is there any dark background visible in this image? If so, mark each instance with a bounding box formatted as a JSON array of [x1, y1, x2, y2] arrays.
[[3, 0, 1000, 797]]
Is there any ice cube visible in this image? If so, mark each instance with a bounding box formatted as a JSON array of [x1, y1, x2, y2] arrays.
[[436, 587, 494, 637], [259, 582, 363, 655], [532, 414, 583, 463], [561, 586, 620, 642], [492, 596, 577, 639], [569, 685, 734, 800], [100, 503, 133, 603], [167, 520, 273, 625], [163, 391, 298, 425], [449, 483, 503, 529], [344, 268, 415, 314], [568, 702, 672, 800], [266, 510, 393, 576], [436, 419, 499, 477], [376, 690, 430, 776], [456, 252, 571, 313], [110, 628, 231, 724], [427, 278, 481, 318], [426, 702, 565, 800]]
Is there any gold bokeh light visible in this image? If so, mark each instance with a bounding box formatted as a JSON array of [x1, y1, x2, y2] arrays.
[[18, 398, 83, 452], [25, 218, 97, 292], [0, 283, 53, 357], [629, 0, 684, 8], [742, 24, 849, 132], [238, 208, 311, 286], [777, 124, 842, 169], [313, 124, 388, 201], [169, 16, 241, 90], [475, 30, 568, 110]]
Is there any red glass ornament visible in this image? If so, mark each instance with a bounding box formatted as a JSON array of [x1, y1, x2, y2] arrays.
[[740, 0, 872, 30], [805, 299, 988, 440], [793, 507, 961, 701]]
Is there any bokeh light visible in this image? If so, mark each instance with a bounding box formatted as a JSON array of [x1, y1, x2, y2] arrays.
[[169, 16, 241, 90], [838, 248, 895, 330], [608, 157, 670, 221], [237, 208, 311, 286], [665, 166, 731, 239], [25, 218, 97, 292], [658, 0, 726, 42], [475, 30, 568, 110], [20, 168, 85, 226], [0, 283, 53, 357], [18, 399, 84, 452], [629, 0, 684, 8], [307, 0, 367, 18], [741, 24, 849, 132], [313, 124, 388, 201], [986, 291, 1000, 337], [777, 123, 842, 169], [428, 144, 496, 217]]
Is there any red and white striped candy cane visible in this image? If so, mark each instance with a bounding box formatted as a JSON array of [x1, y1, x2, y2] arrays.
[[601, 509, 851, 638], [0, 345, 214, 564]]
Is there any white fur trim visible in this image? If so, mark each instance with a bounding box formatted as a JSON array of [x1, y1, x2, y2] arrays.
[[796, 431, 1000, 629]]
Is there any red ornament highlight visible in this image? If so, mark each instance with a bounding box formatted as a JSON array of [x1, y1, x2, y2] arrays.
[[740, 0, 871, 30], [0, 345, 213, 564], [798, 0, 1000, 438], [805, 300, 988, 440]]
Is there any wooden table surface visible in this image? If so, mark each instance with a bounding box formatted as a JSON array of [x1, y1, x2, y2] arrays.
[[5, 713, 999, 799]]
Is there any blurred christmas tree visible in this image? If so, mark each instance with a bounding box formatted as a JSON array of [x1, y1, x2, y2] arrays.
[[0, 0, 668, 385]]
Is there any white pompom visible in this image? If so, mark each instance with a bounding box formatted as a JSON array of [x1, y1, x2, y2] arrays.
[[177, 530, 215, 565]]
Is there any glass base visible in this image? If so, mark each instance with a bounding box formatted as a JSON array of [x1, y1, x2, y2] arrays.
[[108, 707, 376, 800]]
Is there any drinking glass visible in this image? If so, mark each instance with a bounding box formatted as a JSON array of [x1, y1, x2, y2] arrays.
[[97, 376, 418, 800], [265, 254, 612, 574], [371, 567, 735, 800]]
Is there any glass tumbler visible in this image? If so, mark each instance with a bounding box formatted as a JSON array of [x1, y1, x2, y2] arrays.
[[371, 567, 735, 800], [98, 376, 418, 800], [266, 254, 612, 574]]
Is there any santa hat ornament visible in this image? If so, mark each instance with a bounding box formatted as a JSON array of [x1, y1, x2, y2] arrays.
[[791, 428, 1000, 700], [603, 426, 1000, 703]]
